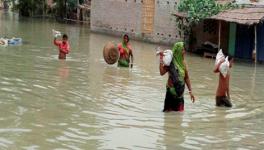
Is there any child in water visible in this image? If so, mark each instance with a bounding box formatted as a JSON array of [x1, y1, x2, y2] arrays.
[[54, 34, 70, 59], [214, 56, 234, 107]]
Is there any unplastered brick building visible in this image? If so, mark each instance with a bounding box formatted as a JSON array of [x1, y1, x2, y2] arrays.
[[90, 0, 181, 45]]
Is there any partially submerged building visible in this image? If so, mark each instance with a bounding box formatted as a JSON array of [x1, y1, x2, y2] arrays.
[[175, 0, 264, 62], [90, 0, 180, 45], [90, 0, 264, 62], [211, 7, 264, 62]]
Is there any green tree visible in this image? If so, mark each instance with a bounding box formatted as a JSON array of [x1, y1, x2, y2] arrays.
[[53, 0, 66, 19], [176, 0, 239, 38], [15, 0, 85, 19], [16, 0, 46, 17], [53, 0, 81, 19]]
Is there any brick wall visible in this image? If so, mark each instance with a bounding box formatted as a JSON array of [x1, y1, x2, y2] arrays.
[[91, 0, 181, 45], [149, 0, 180, 44]]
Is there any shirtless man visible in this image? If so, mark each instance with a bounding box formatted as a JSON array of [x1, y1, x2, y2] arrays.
[[214, 56, 234, 107]]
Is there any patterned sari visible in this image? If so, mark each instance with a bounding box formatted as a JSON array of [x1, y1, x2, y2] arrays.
[[163, 42, 186, 112], [117, 41, 131, 67]]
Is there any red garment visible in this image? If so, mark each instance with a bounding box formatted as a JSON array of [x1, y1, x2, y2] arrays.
[[117, 43, 132, 59], [54, 40, 70, 54]]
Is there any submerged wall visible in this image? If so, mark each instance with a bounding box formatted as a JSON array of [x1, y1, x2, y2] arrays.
[[90, 0, 181, 45]]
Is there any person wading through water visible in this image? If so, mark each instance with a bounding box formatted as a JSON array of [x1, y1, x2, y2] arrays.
[[54, 34, 70, 59], [117, 34, 134, 68], [159, 42, 195, 112], [214, 55, 234, 107]]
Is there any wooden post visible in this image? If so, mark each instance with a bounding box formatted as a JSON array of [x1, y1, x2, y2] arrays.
[[77, 0, 80, 21], [12, 0, 15, 8], [254, 25, 257, 63], [43, 0, 45, 17], [31, 0, 33, 16], [218, 21, 221, 50], [65, 0, 67, 19]]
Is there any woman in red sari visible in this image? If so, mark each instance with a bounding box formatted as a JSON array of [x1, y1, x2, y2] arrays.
[[117, 34, 134, 68]]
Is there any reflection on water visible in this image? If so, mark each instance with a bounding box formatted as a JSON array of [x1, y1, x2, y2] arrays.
[[58, 61, 70, 81], [1, 11, 264, 149]]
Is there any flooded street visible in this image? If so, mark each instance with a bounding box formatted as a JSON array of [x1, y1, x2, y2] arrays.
[[1, 11, 264, 149]]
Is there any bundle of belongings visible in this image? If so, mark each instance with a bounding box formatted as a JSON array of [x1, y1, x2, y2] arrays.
[[215, 49, 230, 78]]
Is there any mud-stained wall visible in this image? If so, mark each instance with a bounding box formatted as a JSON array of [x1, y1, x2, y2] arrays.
[[151, 0, 179, 44], [91, 0, 181, 45], [91, 0, 142, 36]]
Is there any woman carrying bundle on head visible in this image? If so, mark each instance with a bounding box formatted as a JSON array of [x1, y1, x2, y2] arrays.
[[159, 42, 195, 112]]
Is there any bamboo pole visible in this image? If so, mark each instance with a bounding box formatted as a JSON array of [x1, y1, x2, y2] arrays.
[[43, 0, 45, 18], [65, 0, 67, 19], [77, 0, 80, 21], [31, 0, 33, 16], [254, 25, 257, 63], [218, 21, 221, 50]]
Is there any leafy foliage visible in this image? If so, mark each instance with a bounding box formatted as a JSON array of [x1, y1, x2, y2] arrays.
[[16, 0, 46, 17], [53, 0, 66, 18], [15, 0, 83, 18], [176, 0, 239, 37]]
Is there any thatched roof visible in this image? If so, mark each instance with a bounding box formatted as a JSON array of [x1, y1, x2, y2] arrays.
[[211, 7, 264, 25], [174, 7, 264, 25]]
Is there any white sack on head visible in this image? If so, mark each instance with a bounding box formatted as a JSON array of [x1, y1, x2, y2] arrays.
[[52, 29, 62, 38], [215, 49, 225, 66], [219, 56, 230, 78], [162, 49, 173, 66]]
